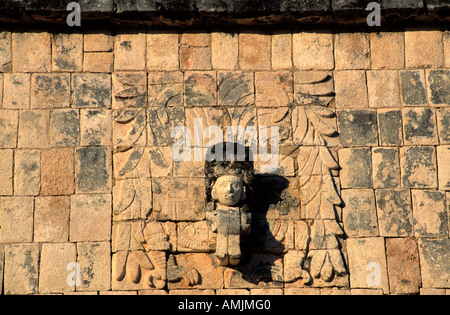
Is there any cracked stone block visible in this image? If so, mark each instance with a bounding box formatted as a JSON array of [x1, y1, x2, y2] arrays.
[[76, 242, 111, 291], [239, 33, 271, 71], [0, 197, 34, 243], [412, 190, 448, 238], [339, 147, 372, 189], [372, 147, 400, 188], [70, 194, 112, 242], [211, 32, 238, 70], [405, 30, 444, 68], [437, 108, 450, 144], [334, 70, 368, 108], [115, 33, 146, 71], [3, 73, 30, 109], [400, 146, 437, 189], [50, 109, 80, 147], [31, 73, 70, 109], [400, 70, 427, 106], [148, 72, 184, 107], [437, 146, 450, 190], [386, 238, 421, 295], [418, 238, 450, 288], [39, 243, 76, 293], [14, 150, 40, 196], [147, 33, 179, 70], [18, 110, 50, 148], [377, 109, 403, 146], [0, 150, 13, 195], [375, 189, 413, 237], [337, 110, 378, 146], [12, 32, 51, 72], [72, 73, 112, 108], [4, 244, 39, 295], [76, 147, 111, 193], [403, 108, 438, 145], [0, 110, 18, 148], [52, 33, 83, 72], [342, 189, 379, 237], [293, 32, 334, 70], [427, 70, 450, 106], [41, 148, 75, 196], [34, 196, 70, 242]]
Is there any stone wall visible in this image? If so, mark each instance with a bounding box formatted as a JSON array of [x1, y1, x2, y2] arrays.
[[0, 28, 449, 295]]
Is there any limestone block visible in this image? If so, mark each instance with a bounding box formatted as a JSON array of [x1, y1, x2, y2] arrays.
[[3, 73, 30, 109], [293, 32, 334, 70], [18, 110, 50, 148], [367, 70, 400, 108], [184, 71, 217, 107], [0, 110, 18, 148], [239, 33, 271, 71], [147, 107, 185, 146], [334, 70, 368, 108], [31, 73, 70, 109], [34, 196, 70, 242], [0, 150, 13, 195], [211, 32, 238, 70], [84, 33, 113, 52], [114, 33, 146, 71], [386, 238, 421, 295], [80, 109, 112, 146], [334, 33, 370, 70], [337, 109, 378, 146], [14, 150, 40, 195], [52, 33, 83, 72], [4, 244, 39, 294], [83, 52, 114, 73], [12, 32, 51, 72], [71, 73, 112, 108], [418, 238, 449, 288], [0, 196, 33, 243], [75, 147, 112, 193], [375, 189, 413, 237], [437, 146, 450, 190], [372, 147, 400, 188], [369, 32, 404, 69], [41, 148, 75, 195], [400, 146, 437, 189], [76, 242, 111, 291], [147, 33, 179, 70], [339, 147, 372, 189], [0, 31, 11, 72], [377, 109, 403, 146], [255, 71, 293, 107], [342, 189, 379, 237], [400, 70, 427, 106], [50, 109, 80, 147], [112, 72, 147, 109], [148, 71, 184, 107], [39, 243, 76, 293], [427, 70, 450, 106], [402, 108, 438, 145], [405, 30, 444, 68], [412, 190, 448, 237], [180, 46, 212, 71], [437, 108, 450, 144], [272, 33, 292, 69], [70, 194, 112, 242], [218, 71, 254, 106]]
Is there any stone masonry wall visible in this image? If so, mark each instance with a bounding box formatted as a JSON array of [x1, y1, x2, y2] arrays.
[[0, 28, 449, 295]]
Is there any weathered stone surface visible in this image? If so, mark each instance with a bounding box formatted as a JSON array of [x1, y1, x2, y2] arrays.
[[367, 70, 400, 108], [400, 70, 427, 106], [293, 32, 334, 70], [12, 32, 51, 72], [148, 71, 184, 107], [115, 33, 146, 71], [334, 70, 368, 108], [372, 148, 400, 188], [255, 71, 293, 107], [4, 244, 39, 295], [39, 243, 76, 293], [437, 108, 450, 144], [72, 73, 112, 108], [294, 71, 334, 106], [427, 70, 450, 106], [377, 109, 403, 146], [80, 109, 112, 146], [77, 242, 111, 291], [339, 148, 372, 189], [148, 107, 185, 146], [152, 177, 205, 221], [180, 46, 212, 71], [76, 147, 112, 193], [337, 110, 378, 146], [0, 31, 11, 72], [342, 189, 379, 237], [0, 149, 13, 195], [402, 108, 438, 145], [418, 238, 450, 288], [0, 197, 34, 243], [211, 32, 238, 70], [400, 146, 437, 188], [0, 245, 3, 295], [147, 33, 179, 70], [437, 146, 450, 190], [369, 32, 404, 69], [18, 110, 50, 149], [405, 30, 444, 68], [52, 33, 83, 72], [218, 71, 254, 106], [347, 238, 389, 294], [375, 189, 413, 237], [14, 150, 40, 195], [84, 33, 113, 52], [239, 33, 271, 71], [50, 109, 80, 147], [113, 108, 147, 148], [34, 196, 70, 242], [386, 238, 421, 295], [184, 72, 217, 106], [272, 33, 292, 70], [0, 110, 18, 148], [31, 73, 70, 109], [412, 190, 448, 237], [113, 72, 147, 109], [70, 194, 112, 242], [84, 52, 114, 73], [41, 148, 74, 196], [3, 73, 30, 109], [335, 33, 370, 70]]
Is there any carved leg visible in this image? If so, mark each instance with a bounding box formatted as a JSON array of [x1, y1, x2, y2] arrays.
[[228, 234, 241, 266], [216, 232, 229, 266]]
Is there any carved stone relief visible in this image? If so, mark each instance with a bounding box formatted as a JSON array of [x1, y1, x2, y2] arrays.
[[112, 70, 347, 290]]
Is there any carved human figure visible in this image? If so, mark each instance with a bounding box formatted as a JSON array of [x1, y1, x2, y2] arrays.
[[208, 174, 251, 266]]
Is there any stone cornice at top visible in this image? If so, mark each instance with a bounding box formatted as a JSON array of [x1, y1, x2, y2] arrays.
[[0, 0, 449, 28]]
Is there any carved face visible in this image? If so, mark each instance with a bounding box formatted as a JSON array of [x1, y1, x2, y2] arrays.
[[212, 175, 245, 206]]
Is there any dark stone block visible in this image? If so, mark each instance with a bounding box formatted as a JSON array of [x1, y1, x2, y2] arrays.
[[401, 146, 437, 188], [280, 0, 330, 12], [428, 70, 450, 105], [72, 74, 111, 108], [76, 147, 110, 193], [376, 190, 413, 237], [403, 108, 438, 145], [340, 147, 373, 188], [378, 110, 403, 146], [400, 71, 427, 105], [337, 110, 378, 146]]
